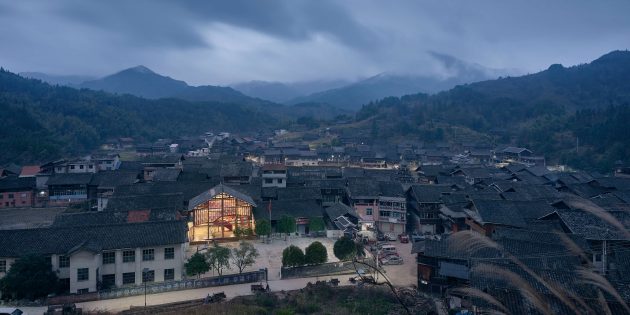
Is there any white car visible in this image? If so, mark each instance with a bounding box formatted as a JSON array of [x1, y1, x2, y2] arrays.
[[379, 256, 404, 265]]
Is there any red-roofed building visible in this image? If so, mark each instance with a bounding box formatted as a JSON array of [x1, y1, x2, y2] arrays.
[[127, 210, 150, 223], [19, 165, 41, 178]]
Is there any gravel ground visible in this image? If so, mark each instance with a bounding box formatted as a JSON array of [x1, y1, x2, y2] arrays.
[[187, 236, 339, 280]]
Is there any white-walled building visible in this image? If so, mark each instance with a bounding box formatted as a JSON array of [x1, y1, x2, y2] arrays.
[[0, 221, 187, 294]]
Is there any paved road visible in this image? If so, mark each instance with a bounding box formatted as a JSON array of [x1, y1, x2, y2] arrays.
[[19, 274, 353, 314]]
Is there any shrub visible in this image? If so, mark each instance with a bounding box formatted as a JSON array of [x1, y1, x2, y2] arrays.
[[304, 241, 328, 264], [282, 245, 305, 267]]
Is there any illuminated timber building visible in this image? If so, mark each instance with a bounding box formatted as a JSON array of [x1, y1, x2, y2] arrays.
[[187, 184, 257, 242]]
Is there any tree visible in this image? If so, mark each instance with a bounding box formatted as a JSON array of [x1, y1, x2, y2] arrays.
[[282, 245, 305, 267], [333, 236, 357, 261], [308, 217, 325, 235], [234, 227, 250, 240], [278, 215, 296, 240], [255, 219, 271, 239], [231, 241, 259, 273], [185, 252, 210, 279], [304, 241, 328, 265], [207, 244, 232, 276], [0, 254, 59, 300]]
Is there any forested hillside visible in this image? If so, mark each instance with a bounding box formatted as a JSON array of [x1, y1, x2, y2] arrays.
[[354, 51, 630, 171], [0, 69, 280, 164]]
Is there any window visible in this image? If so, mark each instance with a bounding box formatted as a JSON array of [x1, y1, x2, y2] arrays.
[[164, 247, 174, 260], [88, 165, 94, 169], [70, 165, 76, 170], [58, 255, 70, 268], [102, 252, 115, 264], [8, 193, 14, 199], [77, 288, 89, 294], [0, 260, 6, 272], [278, 179, 283, 184], [123, 250, 135, 263], [79, 165, 84, 169], [0, 194, 3, 199], [379, 210, 391, 217], [77, 268, 89, 281], [366, 208, 373, 215], [102, 274, 115, 288], [142, 249, 155, 261], [122, 272, 135, 285], [264, 178, 273, 184], [142, 270, 155, 283], [164, 268, 175, 281], [595, 254, 602, 262]]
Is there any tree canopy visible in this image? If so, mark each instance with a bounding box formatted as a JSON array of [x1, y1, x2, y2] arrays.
[[231, 241, 259, 274], [282, 245, 305, 267], [255, 219, 272, 238], [185, 252, 210, 279], [278, 215, 296, 239], [333, 237, 357, 261], [305, 241, 328, 265], [308, 217, 325, 234], [0, 254, 59, 300], [207, 244, 232, 276]]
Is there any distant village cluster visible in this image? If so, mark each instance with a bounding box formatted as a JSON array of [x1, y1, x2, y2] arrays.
[[1, 130, 629, 312]]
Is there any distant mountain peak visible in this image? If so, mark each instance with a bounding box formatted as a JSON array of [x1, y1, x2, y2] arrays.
[[123, 65, 155, 74]]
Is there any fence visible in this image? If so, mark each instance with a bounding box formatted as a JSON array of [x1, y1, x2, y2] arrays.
[[48, 269, 267, 305], [281, 260, 365, 279]]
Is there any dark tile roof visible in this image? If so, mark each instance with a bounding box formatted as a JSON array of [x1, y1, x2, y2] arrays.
[[276, 187, 322, 201], [89, 170, 139, 188], [346, 178, 381, 198], [138, 154, 183, 164], [0, 176, 35, 191], [554, 209, 630, 241], [52, 209, 180, 227], [106, 193, 185, 212], [594, 177, 630, 191], [408, 184, 454, 203], [114, 180, 219, 201], [378, 181, 405, 198], [46, 173, 94, 186], [565, 182, 608, 198], [324, 202, 359, 220], [254, 199, 323, 221], [0, 220, 188, 257], [471, 199, 527, 228], [152, 168, 182, 181], [188, 183, 257, 210]]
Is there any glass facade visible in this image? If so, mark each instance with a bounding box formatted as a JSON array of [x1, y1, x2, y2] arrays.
[[191, 192, 254, 241]]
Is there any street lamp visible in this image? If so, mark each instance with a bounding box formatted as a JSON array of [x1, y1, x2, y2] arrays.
[[142, 268, 150, 307]]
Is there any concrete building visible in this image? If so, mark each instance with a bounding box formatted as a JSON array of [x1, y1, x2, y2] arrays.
[[0, 221, 187, 294]]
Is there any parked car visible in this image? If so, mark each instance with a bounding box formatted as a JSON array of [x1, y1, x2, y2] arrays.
[[379, 244, 398, 254], [379, 255, 404, 265], [1, 308, 26, 315], [398, 234, 409, 243], [384, 233, 397, 241], [378, 251, 400, 259]]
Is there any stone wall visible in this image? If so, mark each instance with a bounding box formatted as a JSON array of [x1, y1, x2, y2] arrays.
[[48, 269, 267, 305]]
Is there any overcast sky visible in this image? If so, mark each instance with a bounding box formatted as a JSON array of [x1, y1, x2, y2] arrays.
[[1, 0, 629, 85]]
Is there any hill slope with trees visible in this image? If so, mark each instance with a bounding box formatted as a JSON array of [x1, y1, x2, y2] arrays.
[[353, 50, 630, 171], [0, 69, 281, 164]]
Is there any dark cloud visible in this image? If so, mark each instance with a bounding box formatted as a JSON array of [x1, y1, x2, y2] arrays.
[[0, 0, 629, 85]]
